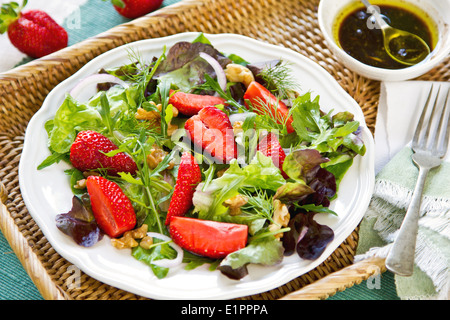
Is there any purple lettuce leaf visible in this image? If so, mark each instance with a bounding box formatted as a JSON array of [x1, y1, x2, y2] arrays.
[[277, 149, 337, 207], [56, 195, 103, 247], [152, 41, 231, 94], [299, 166, 337, 207], [282, 149, 329, 182], [282, 211, 334, 260]]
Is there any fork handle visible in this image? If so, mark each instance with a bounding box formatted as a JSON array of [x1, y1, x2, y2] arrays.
[[385, 166, 429, 276]]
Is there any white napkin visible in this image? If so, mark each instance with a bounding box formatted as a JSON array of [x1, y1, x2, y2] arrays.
[[374, 80, 450, 173], [0, 0, 87, 73], [357, 80, 450, 300]]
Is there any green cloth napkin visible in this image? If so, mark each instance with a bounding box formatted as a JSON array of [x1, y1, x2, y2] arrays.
[[356, 146, 450, 300]]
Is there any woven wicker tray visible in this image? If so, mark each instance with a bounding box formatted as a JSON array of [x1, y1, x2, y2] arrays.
[[1, 0, 448, 300]]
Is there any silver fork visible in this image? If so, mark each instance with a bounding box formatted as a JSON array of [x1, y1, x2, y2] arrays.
[[385, 85, 450, 277]]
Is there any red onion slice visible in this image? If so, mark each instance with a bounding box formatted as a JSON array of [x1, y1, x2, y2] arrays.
[[69, 73, 129, 100], [146, 232, 184, 268], [199, 52, 227, 92]]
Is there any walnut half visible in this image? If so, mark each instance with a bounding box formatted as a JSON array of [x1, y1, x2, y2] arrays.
[[269, 199, 290, 239], [223, 194, 248, 216], [225, 64, 255, 88]]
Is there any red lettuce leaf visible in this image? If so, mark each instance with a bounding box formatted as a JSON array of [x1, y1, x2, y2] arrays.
[[282, 212, 334, 260], [299, 166, 337, 207], [56, 195, 103, 247]]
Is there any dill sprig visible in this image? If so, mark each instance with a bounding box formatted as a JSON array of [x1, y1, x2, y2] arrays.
[[258, 60, 300, 100], [241, 189, 275, 224], [245, 96, 287, 133]]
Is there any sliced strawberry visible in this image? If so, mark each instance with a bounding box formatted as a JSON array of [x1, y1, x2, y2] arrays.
[[86, 176, 136, 238], [165, 152, 202, 225], [243, 81, 294, 134], [70, 130, 137, 176], [257, 132, 288, 179], [169, 90, 227, 116], [169, 216, 248, 259], [184, 106, 237, 163]]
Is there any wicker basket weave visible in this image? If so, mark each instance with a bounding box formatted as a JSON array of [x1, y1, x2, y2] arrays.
[[0, 0, 448, 300]]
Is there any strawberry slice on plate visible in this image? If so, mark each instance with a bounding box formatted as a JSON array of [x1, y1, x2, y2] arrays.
[[86, 175, 136, 238], [70, 130, 137, 176], [244, 81, 294, 134], [169, 216, 248, 259], [184, 106, 237, 163], [165, 152, 202, 225], [169, 90, 227, 116], [257, 132, 288, 179]]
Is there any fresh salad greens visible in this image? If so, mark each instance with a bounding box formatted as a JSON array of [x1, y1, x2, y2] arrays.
[[40, 33, 366, 280]]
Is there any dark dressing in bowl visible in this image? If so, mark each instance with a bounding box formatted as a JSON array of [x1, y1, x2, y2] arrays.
[[334, 2, 437, 69]]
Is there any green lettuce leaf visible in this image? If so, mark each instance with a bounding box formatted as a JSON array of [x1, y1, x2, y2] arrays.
[[290, 92, 365, 156], [47, 85, 140, 154], [217, 236, 284, 279], [131, 240, 177, 279], [192, 152, 285, 221]]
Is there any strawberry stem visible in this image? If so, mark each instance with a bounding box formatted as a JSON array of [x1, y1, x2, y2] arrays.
[[0, 0, 25, 34]]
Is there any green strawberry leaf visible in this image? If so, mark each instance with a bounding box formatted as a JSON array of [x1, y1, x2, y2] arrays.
[[111, 0, 125, 9]]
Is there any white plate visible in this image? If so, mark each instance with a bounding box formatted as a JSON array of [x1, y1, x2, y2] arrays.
[[19, 33, 375, 300]]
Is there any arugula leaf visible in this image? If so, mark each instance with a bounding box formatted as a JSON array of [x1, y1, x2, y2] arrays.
[[204, 74, 246, 111], [37, 151, 70, 170]]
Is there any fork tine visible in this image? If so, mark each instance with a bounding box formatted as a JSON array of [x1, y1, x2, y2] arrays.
[[423, 86, 442, 148], [424, 85, 443, 151], [435, 87, 450, 157], [412, 85, 435, 150]]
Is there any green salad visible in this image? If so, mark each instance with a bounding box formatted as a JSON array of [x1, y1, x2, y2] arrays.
[[39, 34, 366, 280]]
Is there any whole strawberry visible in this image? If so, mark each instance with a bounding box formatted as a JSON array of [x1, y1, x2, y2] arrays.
[[70, 130, 137, 176], [110, 0, 163, 19], [0, 0, 68, 58]]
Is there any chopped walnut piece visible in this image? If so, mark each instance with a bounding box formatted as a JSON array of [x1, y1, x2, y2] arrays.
[[216, 168, 228, 178], [169, 105, 179, 118], [83, 171, 101, 178], [135, 103, 179, 137], [111, 224, 149, 249], [73, 179, 86, 189], [146, 144, 174, 170], [223, 194, 248, 216], [232, 120, 244, 135], [130, 224, 148, 239], [269, 199, 290, 239], [225, 64, 255, 87], [135, 107, 160, 121], [167, 123, 179, 137], [111, 233, 138, 249], [135, 102, 179, 121], [139, 236, 154, 250]]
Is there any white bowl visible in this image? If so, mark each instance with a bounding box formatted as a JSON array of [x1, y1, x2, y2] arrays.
[[318, 0, 450, 81]]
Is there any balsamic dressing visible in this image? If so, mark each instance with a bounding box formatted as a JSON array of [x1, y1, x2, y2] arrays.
[[337, 4, 434, 69]]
